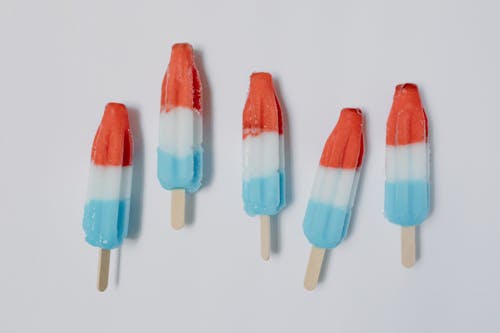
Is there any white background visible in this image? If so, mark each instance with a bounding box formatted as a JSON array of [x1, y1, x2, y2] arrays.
[[1, 0, 499, 332]]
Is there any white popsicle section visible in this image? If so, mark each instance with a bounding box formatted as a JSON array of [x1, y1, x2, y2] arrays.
[[242, 132, 280, 180], [86, 165, 133, 200], [310, 167, 360, 207], [386, 143, 429, 181], [158, 107, 202, 157]]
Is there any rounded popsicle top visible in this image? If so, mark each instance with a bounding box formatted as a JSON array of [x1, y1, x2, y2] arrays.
[[161, 43, 202, 112], [91, 103, 133, 167], [243, 72, 283, 138], [319, 108, 364, 169], [250, 72, 273, 84], [386, 83, 428, 146]]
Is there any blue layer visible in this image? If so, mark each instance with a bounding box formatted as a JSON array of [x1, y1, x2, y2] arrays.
[[243, 171, 286, 216], [157, 147, 203, 193], [384, 180, 430, 226], [303, 201, 351, 248], [83, 199, 130, 250]]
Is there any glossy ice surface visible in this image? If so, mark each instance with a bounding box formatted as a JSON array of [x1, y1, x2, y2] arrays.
[[83, 103, 133, 250], [83, 199, 130, 249], [303, 109, 364, 248], [242, 73, 285, 216], [158, 43, 203, 192], [384, 84, 430, 226]]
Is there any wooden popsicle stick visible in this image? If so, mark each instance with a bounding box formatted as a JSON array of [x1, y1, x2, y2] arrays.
[[97, 248, 110, 292], [304, 246, 326, 291], [171, 189, 186, 230], [260, 215, 271, 261], [401, 226, 416, 268]]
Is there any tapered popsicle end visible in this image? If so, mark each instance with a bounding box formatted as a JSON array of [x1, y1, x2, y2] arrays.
[[97, 249, 110, 292], [394, 83, 421, 105], [401, 226, 416, 268], [304, 246, 326, 291], [171, 189, 186, 230], [260, 215, 271, 261]]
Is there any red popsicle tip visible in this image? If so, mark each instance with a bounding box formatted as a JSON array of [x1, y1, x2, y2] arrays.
[[161, 43, 202, 112], [386, 83, 428, 146], [243, 72, 283, 138], [91, 103, 133, 167], [395, 83, 421, 106], [319, 108, 364, 169], [250, 72, 273, 83]]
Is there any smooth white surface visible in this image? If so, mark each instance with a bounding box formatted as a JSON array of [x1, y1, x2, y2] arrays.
[[87, 165, 132, 200], [310, 167, 359, 207], [158, 107, 202, 156], [386, 143, 429, 181], [243, 132, 280, 179], [1, 0, 500, 332]]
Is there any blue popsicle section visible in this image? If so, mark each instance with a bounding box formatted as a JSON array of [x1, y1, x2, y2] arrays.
[[83, 199, 130, 250], [303, 201, 351, 248], [384, 180, 430, 226], [243, 170, 285, 216], [157, 147, 203, 193]]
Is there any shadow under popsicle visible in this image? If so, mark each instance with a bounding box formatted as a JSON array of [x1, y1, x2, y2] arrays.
[[127, 107, 145, 239], [415, 84, 434, 262]]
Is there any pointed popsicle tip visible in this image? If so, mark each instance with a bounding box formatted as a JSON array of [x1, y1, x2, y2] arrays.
[[251, 72, 273, 81], [320, 107, 364, 169], [394, 83, 421, 105], [168, 43, 195, 71], [171, 43, 194, 57], [338, 108, 363, 126], [395, 82, 418, 91], [249, 72, 274, 90], [102, 103, 130, 128], [340, 107, 363, 118], [93, 102, 132, 167], [249, 72, 274, 92], [104, 102, 127, 115]]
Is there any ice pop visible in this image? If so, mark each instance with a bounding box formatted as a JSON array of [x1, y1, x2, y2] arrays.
[[158, 43, 202, 230], [303, 108, 364, 290], [385, 83, 430, 267], [83, 103, 133, 291], [242, 72, 286, 260]]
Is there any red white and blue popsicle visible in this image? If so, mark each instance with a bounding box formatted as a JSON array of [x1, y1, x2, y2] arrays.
[[303, 108, 364, 290], [384, 83, 430, 267], [242, 72, 286, 260], [83, 103, 133, 291], [158, 43, 203, 230]]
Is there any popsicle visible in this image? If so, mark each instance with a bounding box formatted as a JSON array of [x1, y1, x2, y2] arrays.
[[83, 103, 133, 291], [385, 83, 430, 268], [242, 72, 286, 261], [158, 43, 203, 230], [303, 108, 364, 290]]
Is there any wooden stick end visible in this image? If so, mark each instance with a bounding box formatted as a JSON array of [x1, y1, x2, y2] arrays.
[[401, 226, 416, 268], [260, 215, 271, 261], [171, 189, 186, 230], [304, 246, 326, 291], [97, 249, 110, 292]]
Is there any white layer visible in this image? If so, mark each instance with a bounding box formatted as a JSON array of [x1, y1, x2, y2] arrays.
[[159, 107, 202, 156], [310, 167, 360, 207], [86, 165, 133, 200], [243, 132, 281, 179], [386, 142, 429, 181]]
